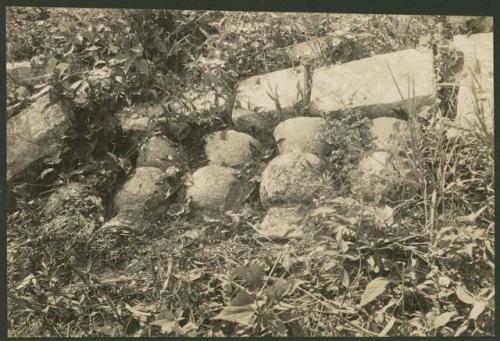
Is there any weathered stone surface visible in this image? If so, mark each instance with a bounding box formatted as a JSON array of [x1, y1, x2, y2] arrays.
[[274, 116, 328, 155], [349, 151, 400, 202], [260, 152, 324, 207], [447, 33, 493, 137], [7, 57, 52, 86], [186, 165, 244, 214], [369, 117, 408, 151], [116, 103, 160, 133], [205, 130, 261, 167], [258, 207, 304, 240], [114, 167, 168, 212], [44, 183, 104, 220], [7, 61, 33, 83], [137, 135, 181, 169], [310, 49, 436, 116], [43, 183, 105, 238], [7, 94, 73, 181], [232, 66, 307, 137]]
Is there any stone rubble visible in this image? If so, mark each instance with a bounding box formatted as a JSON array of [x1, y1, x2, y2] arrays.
[[186, 165, 245, 216], [258, 207, 305, 240], [232, 66, 308, 138], [7, 94, 73, 181], [260, 151, 324, 208], [204, 130, 261, 167], [274, 116, 328, 155], [348, 151, 401, 202], [9, 34, 451, 242], [114, 167, 169, 213], [42, 183, 105, 239], [447, 33, 493, 138], [136, 135, 182, 169]]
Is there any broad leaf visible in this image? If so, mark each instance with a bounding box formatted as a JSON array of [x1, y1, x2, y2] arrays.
[[212, 304, 257, 327], [360, 277, 390, 306], [264, 279, 305, 301], [231, 263, 265, 289], [230, 291, 255, 307], [150, 319, 180, 334], [134, 58, 149, 76]]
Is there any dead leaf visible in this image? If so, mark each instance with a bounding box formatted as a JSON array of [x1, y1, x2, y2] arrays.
[[456, 286, 476, 305], [211, 304, 257, 326], [469, 300, 487, 320], [264, 279, 305, 301], [463, 243, 474, 258], [150, 319, 180, 334], [433, 312, 454, 329], [342, 269, 350, 288], [438, 275, 452, 288], [454, 321, 469, 336], [374, 205, 394, 227], [124, 303, 152, 318], [187, 270, 203, 282], [378, 316, 396, 336], [360, 277, 390, 306], [183, 229, 200, 239]]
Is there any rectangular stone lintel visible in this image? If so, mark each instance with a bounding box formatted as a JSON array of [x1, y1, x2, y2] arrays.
[[310, 48, 436, 117]]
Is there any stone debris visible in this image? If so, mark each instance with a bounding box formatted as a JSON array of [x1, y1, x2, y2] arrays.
[[116, 103, 160, 134], [369, 117, 408, 151], [310, 48, 436, 117], [8, 35, 461, 245], [136, 135, 181, 169], [7, 59, 50, 85], [114, 167, 168, 212], [42, 183, 105, 238], [106, 166, 176, 232], [447, 33, 493, 138], [205, 130, 261, 167], [258, 207, 305, 240], [349, 151, 400, 202], [7, 61, 33, 84], [260, 152, 324, 207], [186, 165, 244, 215], [7, 94, 73, 181], [274, 116, 328, 155]]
